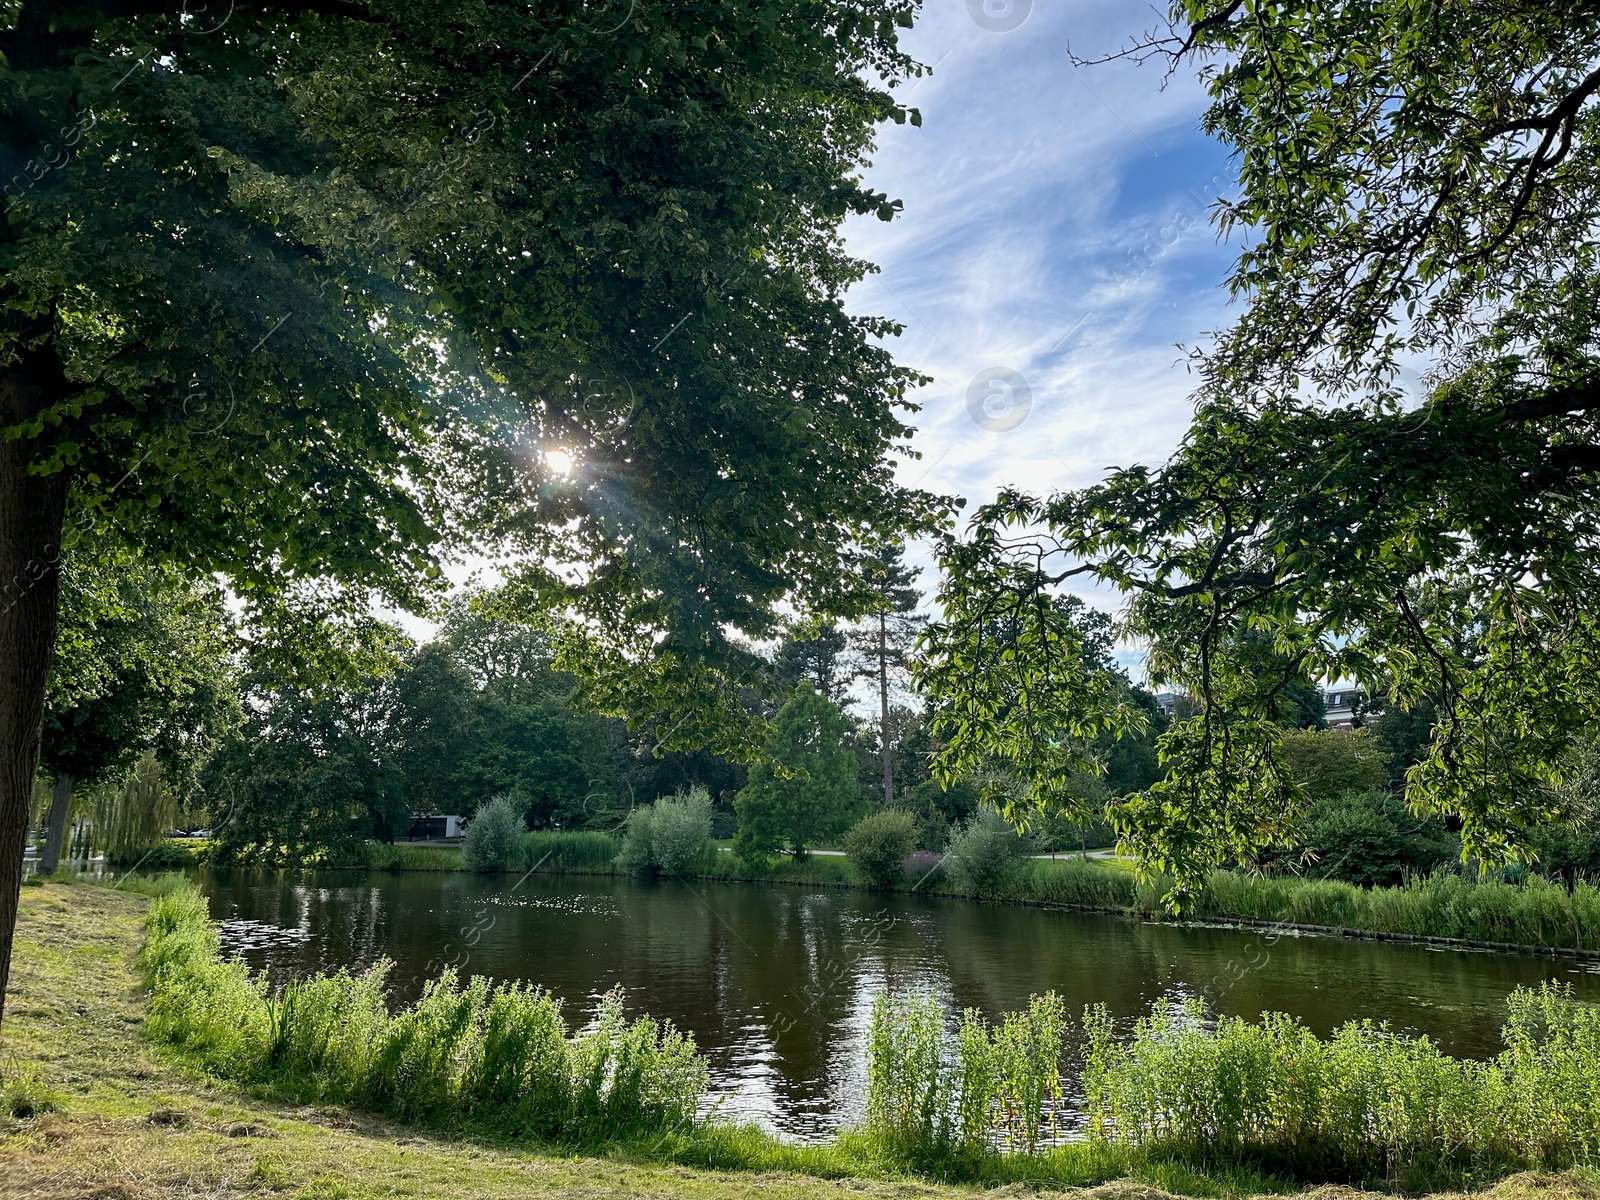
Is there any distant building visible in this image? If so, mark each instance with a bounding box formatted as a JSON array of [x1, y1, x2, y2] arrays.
[[1323, 686, 1366, 729], [1151, 686, 1367, 727], [408, 813, 465, 840]]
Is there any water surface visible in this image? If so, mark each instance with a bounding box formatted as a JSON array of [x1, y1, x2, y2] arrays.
[[198, 869, 1600, 1141]]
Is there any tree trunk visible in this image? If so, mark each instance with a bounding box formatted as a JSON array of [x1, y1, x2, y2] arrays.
[[0, 324, 71, 1035], [40, 771, 73, 874], [878, 611, 892, 808]]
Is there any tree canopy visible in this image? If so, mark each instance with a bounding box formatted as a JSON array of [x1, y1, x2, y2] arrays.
[[0, 0, 945, 1024], [928, 0, 1600, 898]]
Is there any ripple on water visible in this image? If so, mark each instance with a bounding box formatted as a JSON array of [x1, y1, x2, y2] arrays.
[[219, 918, 316, 955]]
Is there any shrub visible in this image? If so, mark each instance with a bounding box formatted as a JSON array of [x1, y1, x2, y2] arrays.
[[616, 788, 713, 879], [1297, 789, 1457, 887], [845, 810, 917, 888], [943, 808, 1027, 895], [462, 793, 524, 873]]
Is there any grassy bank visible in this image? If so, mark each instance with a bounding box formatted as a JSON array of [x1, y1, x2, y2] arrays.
[[6, 882, 1600, 1200], [0, 879, 1270, 1199]]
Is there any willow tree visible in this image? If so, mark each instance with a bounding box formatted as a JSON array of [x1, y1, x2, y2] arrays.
[[924, 0, 1600, 898], [0, 0, 941, 1027]]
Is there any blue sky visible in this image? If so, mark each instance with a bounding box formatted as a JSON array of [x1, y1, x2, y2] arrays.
[[840, 0, 1242, 644]]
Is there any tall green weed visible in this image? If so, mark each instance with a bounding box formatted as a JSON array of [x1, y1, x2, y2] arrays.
[[139, 886, 707, 1140]]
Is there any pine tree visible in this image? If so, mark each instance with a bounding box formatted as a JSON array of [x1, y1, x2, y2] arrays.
[[849, 544, 923, 808], [773, 623, 850, 705]]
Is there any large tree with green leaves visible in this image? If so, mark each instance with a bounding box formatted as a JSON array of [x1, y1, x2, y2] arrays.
[[40, 554, 236, 872], [733, 682, 858, 861], [0, 0, 941, 1025], [926, 0, 1600, 899]]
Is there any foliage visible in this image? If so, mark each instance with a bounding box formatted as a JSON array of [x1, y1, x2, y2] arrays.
[[907, 776, 980, 852], [88, 750, 178, 863], [844, 810, 918, 888], [734, 685, 859, 862], [926, 2, 1600, 899], [942, 809, 1028, 896], [140, 886, 708, 1140], [1296, 790, 1458, 888], [44, 557, 238, 803], [773, 623, 852, 706], [616, 788, 715, 879], [462, 794, 526, 874], [865, 990, 1067, 1161], [380, 628, 628, 829], [1279, 729, 1391, 805], [0, 0, 951, 1030], [203, 685, 406, 866], [1083, 984, 1600, 1188]]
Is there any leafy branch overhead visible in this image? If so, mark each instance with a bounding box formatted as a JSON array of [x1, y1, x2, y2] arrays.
[[930, 1, 1600, 898]]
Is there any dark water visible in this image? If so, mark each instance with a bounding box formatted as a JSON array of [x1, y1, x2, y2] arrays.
[[197, 869, 1600, 1141]]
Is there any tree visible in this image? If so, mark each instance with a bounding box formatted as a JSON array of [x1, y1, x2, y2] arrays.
[[774, 623, 851, 706], [38, 556, 236, 872], [204, 683, 406, 865], [90, 749, 178, 864], [0, 0, 942, 1024], [1279, 729, 1391, 806], [929, 1, 1600, 898], [733, 684, 858, 862], [848, 543, 923, 808]]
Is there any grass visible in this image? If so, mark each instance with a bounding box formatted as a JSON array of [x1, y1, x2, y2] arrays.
[[362, 843, 465, 871], [1011, 859, 1600, 951], [5, 882, 1600, 1200]]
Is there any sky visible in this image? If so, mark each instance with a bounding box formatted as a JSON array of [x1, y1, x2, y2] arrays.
[[838, 0, 1241, 639]]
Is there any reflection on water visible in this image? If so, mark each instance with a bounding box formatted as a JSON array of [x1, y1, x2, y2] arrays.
[[197, 869, 1600, 1142]]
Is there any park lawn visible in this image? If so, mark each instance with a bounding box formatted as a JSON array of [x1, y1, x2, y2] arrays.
[[3, 883, 1600, 1200]]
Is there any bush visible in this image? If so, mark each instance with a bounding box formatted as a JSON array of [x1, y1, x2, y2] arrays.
[[943, 808, 1027, 895], [616, 788, 714, 879], [462, 794, 524, 873], [140, 884, 709, 1140], [1299, 789, 1458, 886], [845, 810, 917, 888]]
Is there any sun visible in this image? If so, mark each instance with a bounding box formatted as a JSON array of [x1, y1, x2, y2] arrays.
[[544, 448, 576, 477]]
